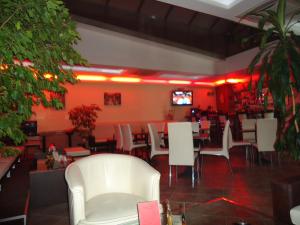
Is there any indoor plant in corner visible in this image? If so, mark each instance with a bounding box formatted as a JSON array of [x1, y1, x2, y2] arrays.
[[246, 0, 300, 159], [68, 104, 101, 147], [0, 0, 86, 156]]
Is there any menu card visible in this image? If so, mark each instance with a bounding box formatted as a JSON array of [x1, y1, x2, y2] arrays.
[[137, 201, 161, 225]]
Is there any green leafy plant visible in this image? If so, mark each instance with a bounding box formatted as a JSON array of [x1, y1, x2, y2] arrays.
[[246, 0, 300, 159], [0, 0, 86, 148], [68, 104, 101, 137], [0, 146, 21, 158]]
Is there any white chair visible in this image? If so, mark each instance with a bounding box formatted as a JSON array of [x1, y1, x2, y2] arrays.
[[290, 205, 300, 225], [200, 120, 232, 175], [264, 112, 274, 118], [121, 124, 147, 155], [228, 127, 253, 163], [147, 123, 168, 160], [113, 124, 123, 151], [191, 122, 200, 133], [254, 118, 278, 165], [199, 120, 211, 143], [241, 119, 257, 143], [168, 122, 200, 188], [65, 154, 161, 225], [238, 113, 247, 123], [219, 115, 227, 127]]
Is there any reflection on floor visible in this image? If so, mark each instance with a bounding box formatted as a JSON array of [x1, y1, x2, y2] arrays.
[[13, 147, 300, 225]]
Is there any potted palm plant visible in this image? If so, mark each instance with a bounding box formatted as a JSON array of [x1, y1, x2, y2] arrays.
[[247, 0, 300, 159], [68, 104, 101, 147]]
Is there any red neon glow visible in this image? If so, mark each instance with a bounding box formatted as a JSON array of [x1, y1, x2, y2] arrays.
[[142, 79, 168, 84], [168, 80, 191, 85], [110, 77, 141, 83], [227, 78, 245, 84], [77, 75, 107, 81], [194, 81, 215, 86], [215, 80, 226, 85]]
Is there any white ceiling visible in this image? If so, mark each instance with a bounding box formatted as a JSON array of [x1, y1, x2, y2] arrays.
[[156, 0, 300, 33]]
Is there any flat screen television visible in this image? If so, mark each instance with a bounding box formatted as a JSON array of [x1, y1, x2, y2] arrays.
[[171, 90, 193, 106]]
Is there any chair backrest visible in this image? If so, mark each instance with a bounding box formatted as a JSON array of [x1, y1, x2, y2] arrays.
[[168, 122, 194, 166], [148, 123, 162, 156], [264, 112, 274, 118], [200, 120, 210, 131], [120, 124, 134, 152], [219, 115, 227, 124], [238, 113, 247, 123], [113, 124, 123, 150], [228, 126, 234, 149], [256, 118, 277, 152], [241, 119, 256, 142], [221, 120, 230, 159], [191, 122, 200, 133]]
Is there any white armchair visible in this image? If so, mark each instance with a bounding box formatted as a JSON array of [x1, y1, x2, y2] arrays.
[[65, 154, 161, 225]]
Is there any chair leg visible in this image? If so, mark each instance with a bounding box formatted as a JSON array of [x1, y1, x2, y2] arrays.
[[226, 158, 233, 174], [192, 166, 195, 188], [200, 155, 204, 177], [196, 157, 200, 183], [169, 165, 172, 187], [278, 151, 281, 166]]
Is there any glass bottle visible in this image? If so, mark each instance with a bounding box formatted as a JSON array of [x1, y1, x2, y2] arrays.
[[166, 201, 173, 225]]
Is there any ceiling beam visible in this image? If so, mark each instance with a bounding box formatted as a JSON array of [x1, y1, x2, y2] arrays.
[[164, 5, 174, 36]]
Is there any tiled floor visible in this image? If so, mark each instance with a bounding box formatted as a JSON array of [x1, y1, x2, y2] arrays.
[[28, 148, 300, 225]]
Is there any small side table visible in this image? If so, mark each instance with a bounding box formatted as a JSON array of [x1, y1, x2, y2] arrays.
[[63, 147, 91, 157]]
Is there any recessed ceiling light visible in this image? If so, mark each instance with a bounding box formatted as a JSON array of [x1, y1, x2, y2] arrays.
[[197, 0, 242, 8]]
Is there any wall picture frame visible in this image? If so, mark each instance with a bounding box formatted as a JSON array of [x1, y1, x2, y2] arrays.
[[104, 92, 121, 106]]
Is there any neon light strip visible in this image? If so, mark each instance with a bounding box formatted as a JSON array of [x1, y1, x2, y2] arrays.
[[143, 79, 168, 84], [77, 75, 107, 81], [168, 80, 191, 85], [194, 81, 215, 86], [110, 77, 141, 83]]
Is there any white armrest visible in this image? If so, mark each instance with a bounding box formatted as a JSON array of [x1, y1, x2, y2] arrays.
[[131, 162, 161, 202], [65, 166, 86, 225]]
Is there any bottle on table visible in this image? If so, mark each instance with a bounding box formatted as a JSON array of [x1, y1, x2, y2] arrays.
[[166, 200, 173, 225]]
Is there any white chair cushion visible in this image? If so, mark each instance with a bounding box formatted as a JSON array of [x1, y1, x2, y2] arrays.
[[83, 193, 145, 225], [291, 205, 300, 225]]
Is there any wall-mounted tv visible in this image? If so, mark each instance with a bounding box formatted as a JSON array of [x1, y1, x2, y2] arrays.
[[171, 90, 193, 106]]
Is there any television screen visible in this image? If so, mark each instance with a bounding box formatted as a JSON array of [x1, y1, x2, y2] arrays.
[[172, 91, 193, 106]]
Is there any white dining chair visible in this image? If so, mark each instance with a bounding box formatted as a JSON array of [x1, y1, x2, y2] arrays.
[[241, 119, 257, 143], [228, 127, 253, 163], [147, 123, 168, 160], [199, 120, 211, 143], [121, 124, 147, 155], [113, 124, 123, 151], [168, 122, 200, 188], [200, 120, 232, 175], [254, 118, 278, 165], [264, 112, 274, 118]]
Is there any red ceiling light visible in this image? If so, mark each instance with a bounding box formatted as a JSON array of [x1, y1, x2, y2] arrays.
[[110, 77, 141, 83], [168, 80, 191, 85], [215, 79, 226, 85], [226, 78, 245, 84], [194, 81, 215, 86], [142, 79, 168, 84], [77, 75, 107, 81]]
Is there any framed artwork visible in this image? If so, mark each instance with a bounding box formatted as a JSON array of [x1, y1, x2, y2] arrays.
[[104, 92, 121, 106]]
